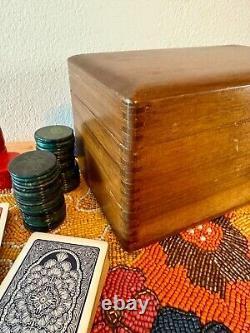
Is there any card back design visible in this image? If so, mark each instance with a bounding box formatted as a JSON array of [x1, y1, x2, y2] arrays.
[[0, 239, 100, 332]]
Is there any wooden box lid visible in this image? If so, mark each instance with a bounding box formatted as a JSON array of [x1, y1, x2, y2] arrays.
[[68, 45, 250, 102]]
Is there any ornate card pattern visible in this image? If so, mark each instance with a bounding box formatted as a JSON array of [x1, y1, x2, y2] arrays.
[[0, 239, 100, 332]]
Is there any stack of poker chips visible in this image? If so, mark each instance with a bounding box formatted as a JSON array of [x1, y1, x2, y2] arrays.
[[0, 127, 19, 190], [9, 150, 66, 231], [35, 125, 80, 193]]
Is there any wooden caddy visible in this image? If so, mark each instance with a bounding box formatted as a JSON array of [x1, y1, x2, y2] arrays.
[[68, 45, 250, 250]]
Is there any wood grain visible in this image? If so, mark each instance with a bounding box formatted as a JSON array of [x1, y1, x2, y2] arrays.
[[68, 45, 250, 101], [69, 45, 250, 251]]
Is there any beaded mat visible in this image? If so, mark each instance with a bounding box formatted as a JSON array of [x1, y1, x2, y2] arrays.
[[0, 177, 249, 333]]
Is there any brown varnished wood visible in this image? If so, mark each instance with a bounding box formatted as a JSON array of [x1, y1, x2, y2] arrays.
[[135, 87, 250, 145], [84, 149, 129, 241], [72, 94, 122, 166], [69, 46, 250, 101], [130, 179, 250, 250], [83, 125, 122, 204], [68, 45, 250, 251], [68, 61, 124, 142], [6, 142, 35, 154]]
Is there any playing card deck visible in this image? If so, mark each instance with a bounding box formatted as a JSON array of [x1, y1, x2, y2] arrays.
[[0, 233, 109, 333]]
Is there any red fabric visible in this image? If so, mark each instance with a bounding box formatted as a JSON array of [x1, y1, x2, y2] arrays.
[[0, 152, 19, 189], [0, 128, 19, 190], [0, 128, 6, 153]]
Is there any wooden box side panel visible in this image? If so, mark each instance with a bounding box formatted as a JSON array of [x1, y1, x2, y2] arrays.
[[129, 179, 250, 250], [131, 122, 250, 214], [71, 91, 134, 212], [72, 95, 122, 166], [135, 86, 250, 145], [82, 127, 140, 246], [83, 127, 122, 203], [84, 149, 124, 239], [70, 80, 138, 246], [68, 62, 124, 142], [128, 87, 250, 247]]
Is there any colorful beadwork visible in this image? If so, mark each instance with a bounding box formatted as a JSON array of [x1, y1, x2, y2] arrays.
[[0, 176, 249, 333], [93, 267, 159, 332]]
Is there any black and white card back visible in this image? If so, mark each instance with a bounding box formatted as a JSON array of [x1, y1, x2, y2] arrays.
[[0, 232, 109, 333]]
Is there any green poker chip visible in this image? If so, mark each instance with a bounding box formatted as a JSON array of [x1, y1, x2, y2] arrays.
[[13, 188, 63, 206], [62, 177, 80, 193], [34, 125, 74, 143], [35, 125, 80, 193], [57, 159, 77, 171], [9, 149, 66, 231], [36, 136, 74, 148], [12, 172, 61, 192], [36, 143, 74, 155], [18, 196, 65, 216], [22, 204, 66, 232], [9, 151, 57, 180], [12, 169, 61, 189]]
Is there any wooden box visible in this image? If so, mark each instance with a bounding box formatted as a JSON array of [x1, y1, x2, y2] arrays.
[[68, 46, 250, 251]]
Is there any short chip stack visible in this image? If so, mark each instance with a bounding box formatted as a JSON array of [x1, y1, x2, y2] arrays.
[[35, 125, 80, 192], [9, 151, 66, 231]]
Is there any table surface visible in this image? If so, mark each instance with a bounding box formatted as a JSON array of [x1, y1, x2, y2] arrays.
[[1, 141, 250, 333], [6, 141, 34, 154]]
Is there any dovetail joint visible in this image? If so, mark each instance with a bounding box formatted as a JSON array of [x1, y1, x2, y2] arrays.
[[120, 99, 149, 223]]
